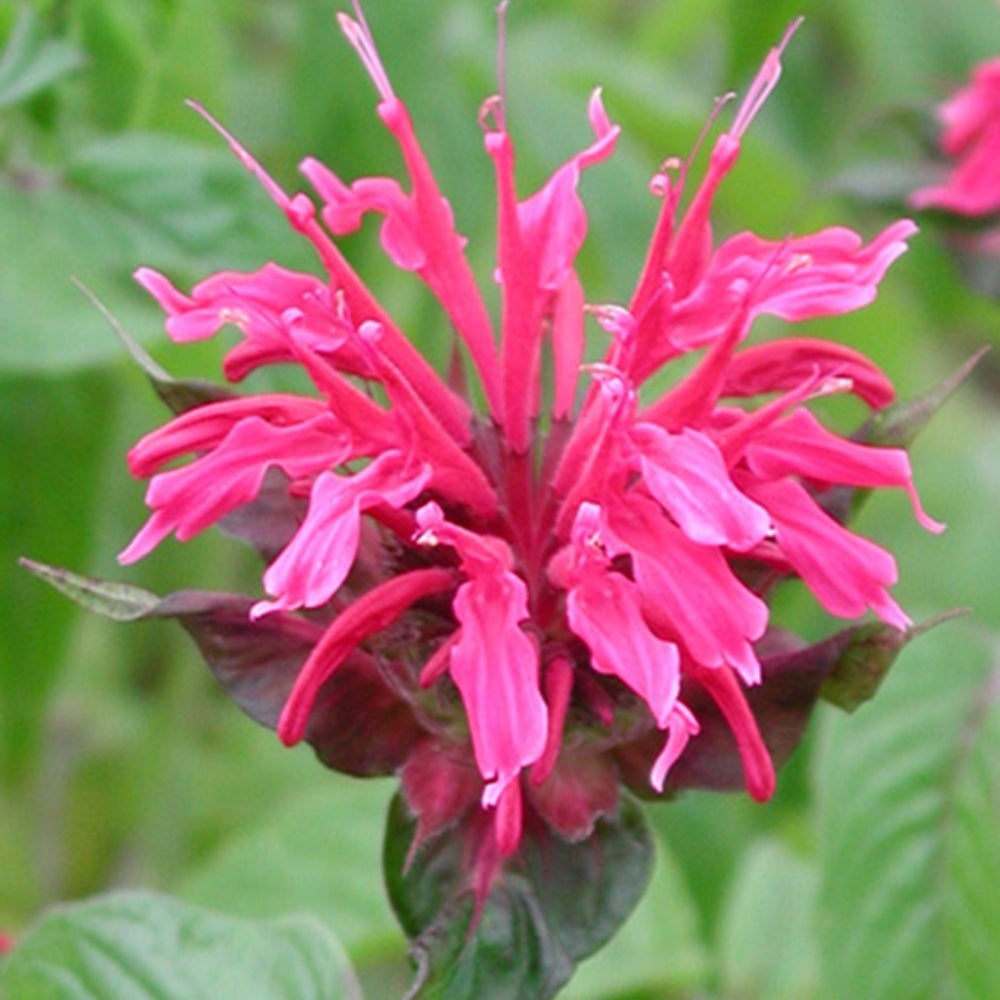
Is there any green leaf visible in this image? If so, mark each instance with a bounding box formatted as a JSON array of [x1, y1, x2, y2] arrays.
[[19, 559, 160, 621], [820, 611, 966, 713], [73, 282, 234, 415], [0, 371, 120, 777], [178, 781, 400, 961], [816, 624, 1000, 1000], [945, 668, 1000, 999], [384, 790, 655, 1000], [0, 8, 85, 110], [718, 839, 819, 1000], [71, 0, 227, 135], [0, 133, 304, 373], [862, 348, 989, 451], [0, 890, 357, 999]]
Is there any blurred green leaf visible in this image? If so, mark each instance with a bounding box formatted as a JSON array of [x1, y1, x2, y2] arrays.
[[178, 780, 400, 962], [70, 0, 227, 134], [0, 132, 306, 372], [719, 839, 819, 1000], [816, 625, 1000, 1000], [945, 668, 1000, 1000], [0, 7, 85, 109], [0, 372, 119, 777], [0, 890, 358, 999]]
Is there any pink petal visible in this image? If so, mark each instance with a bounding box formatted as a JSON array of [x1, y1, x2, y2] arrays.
[[745, 476, 911, 629], [939, 58, 1000, 155], [255, 451, 430, 617], [630, 423, 770, 551], [650, 703, 701, 792], [304, 20, 503, 420], [365, 339, 499, 518], [516, 89, 619, 292], [912, 58, 1000, 215], [493, 780, 524, 858], [550, 270, 585, 420], [530, 654, 575, 786], [609, 494, 767, 684], [913, 120, 1000, 215], [567, 569, 680, 727], [134, 267, 195, 316], [487, 89, 619, 450], [685, 659, 776, 801], [450, 571, 547, 807], [189, 98, 476, 445], [744, 407, 944, 532], [119, 414, 351, 565], [708, 221, 917, 322], [126, 395, 328, 478], [721, 337, 896, 410]]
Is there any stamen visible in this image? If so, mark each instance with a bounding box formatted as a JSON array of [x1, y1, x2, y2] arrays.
[[649, 157, 682, 198], [785, 251, 813, 274], [730, 16, 803, 138], [186, 100, 292, 212], [478, 94, 504, 134], [338, 4, 395, 102], [684, 90, 736, 185], [586, 303, 636, 344]]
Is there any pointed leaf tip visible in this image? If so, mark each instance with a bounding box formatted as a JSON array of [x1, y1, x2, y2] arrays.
[[20, 558, 161, 621], [820, 609, 967, 712], [864, 347, 989, 449], [73, 278, 232, 415]]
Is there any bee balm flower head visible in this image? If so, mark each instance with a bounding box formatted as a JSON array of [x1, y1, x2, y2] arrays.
[[122, 6, 938, 895]]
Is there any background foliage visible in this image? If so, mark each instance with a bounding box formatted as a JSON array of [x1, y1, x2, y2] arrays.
[[1, 0, 999, 996]]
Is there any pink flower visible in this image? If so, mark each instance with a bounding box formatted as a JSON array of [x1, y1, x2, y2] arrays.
[[122, 7, 936, 869], [912, 57, 1000, 216]]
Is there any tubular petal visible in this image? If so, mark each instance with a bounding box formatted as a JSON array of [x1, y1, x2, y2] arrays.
[[277, 567, 454, 745], [254, 452, 430, 617]]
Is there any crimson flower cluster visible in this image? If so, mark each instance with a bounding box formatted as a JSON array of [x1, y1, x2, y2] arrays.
[[121, 10, 937, 875]]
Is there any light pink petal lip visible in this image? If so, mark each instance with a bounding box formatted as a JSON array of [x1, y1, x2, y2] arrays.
[[414, 503, 547, 806], [630, 423, 770, 551], [650, 703, 700, 793], [253, 452, 430, 618], [608, 494, 767, 685], [450, 571, 547, 808], [568, 570, 680, 728], [744, 476, 912, 630], [119, 414, 351, 565], [743, 407, 944, 533]]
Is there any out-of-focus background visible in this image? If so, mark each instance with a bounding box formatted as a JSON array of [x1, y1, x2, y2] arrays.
[[2, 1, 999, 997]]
